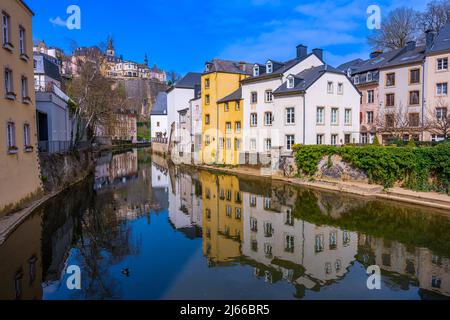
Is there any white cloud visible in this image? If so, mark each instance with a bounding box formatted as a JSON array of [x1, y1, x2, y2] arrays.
[[49, 16, 67, 27]]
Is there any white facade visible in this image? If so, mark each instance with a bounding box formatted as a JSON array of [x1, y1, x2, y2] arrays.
[[190, 96, 203, 165], [150, 114, 168, 139], [167, 87, 197, 140], [242, 61, 360, 155]]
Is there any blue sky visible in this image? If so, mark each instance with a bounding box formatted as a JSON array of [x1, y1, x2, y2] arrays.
[[29, 0, 429, 75]]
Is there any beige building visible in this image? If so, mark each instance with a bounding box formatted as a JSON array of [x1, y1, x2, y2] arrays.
[[424, 25, 450, 141], [0, 0, 42, 214]]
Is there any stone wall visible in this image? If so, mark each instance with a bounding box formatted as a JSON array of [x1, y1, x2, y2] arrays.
[[315, 155, 368, 182], [39, 150, 94, 193], [152, 142, 169, 155]]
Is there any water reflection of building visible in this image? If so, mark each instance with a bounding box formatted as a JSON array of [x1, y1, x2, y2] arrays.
[[94, 150, 139, 191], [168, 167, 203, 239], [359, 236, 450, 298], [201, 172, 243, 265], [241, 185, 358, 291], [0, 214, 42, 300]]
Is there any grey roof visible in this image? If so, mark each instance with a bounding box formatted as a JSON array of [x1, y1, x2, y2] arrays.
[[217, 87, 242, 104], [151, 92, 167, 115], [242, 52, 323, 83], [380, 45, 426, 69], [34, 54, 62, 82], [427, 23, 450, 54], [274, 65, 344, 94], [337, 58, 364, 72], [172, 72, 202, 89], [204, 59, 253, 75]]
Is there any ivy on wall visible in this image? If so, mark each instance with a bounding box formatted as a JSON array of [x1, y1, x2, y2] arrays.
[[293, 142, 450, 193]]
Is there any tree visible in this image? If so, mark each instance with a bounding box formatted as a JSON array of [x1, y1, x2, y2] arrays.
[[368, 7, 421, 50], [425, 98, 450, 140], [167, 70, 181, 86], [66, 47, 126, 147], [419, 0, 450, 34]]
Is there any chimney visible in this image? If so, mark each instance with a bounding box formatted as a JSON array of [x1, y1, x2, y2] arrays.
[[425, 29, 435, 49], [406, 41, 416, 51], [370, 50, 382, 59], [239, 61, 246, 71], [296, 44, 307, 60], [312, 48, 323, 61]]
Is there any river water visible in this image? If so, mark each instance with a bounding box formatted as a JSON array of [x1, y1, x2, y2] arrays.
[[1, 148, 449, 300]]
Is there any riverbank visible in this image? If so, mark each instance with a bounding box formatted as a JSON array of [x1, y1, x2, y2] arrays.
[[189, 163, 450, 212]]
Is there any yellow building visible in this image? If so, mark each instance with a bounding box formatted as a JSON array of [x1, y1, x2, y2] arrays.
[[0, 0, 42, 215], [200, 171, 243, 265], [201, 59, 252, 165]]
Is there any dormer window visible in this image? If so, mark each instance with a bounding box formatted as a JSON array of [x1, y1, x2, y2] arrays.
[[367, 72, 372, 82], [347, 68, 352, 78], [253, 65, 259, 77], [287, 76, 294, 89], [205, 63, 212, 72], [266, 61, 273, 74], [354, 75, 359, 85]]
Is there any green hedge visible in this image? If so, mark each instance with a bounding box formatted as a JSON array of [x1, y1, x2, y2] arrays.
[[293, 142, 450, 192]]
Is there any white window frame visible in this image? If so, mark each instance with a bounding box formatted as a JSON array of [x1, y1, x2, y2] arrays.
[[251, 92, 258, 104], [331, 134, 338, 146], [6, 122, 15, 148], [235, 121, 241, 133], [316, 107, 324, 125], [250, 113, 257, 127], [21, 76, 28, 99], [337, 82, 343, 94], [366, 111, 374, 124], [327, 81, 334, 94], [2, 12, 10, 46], [367, 72, 372, 82], [437, 58, 448, 71], [287, 76, 294, 89], [19, 26, 26, 55], [5, 68, 12, 93], [354, 75, 359, 85], [23, 123, 30, 147], [250, 138, 257, 151], [316, 134, 324, 145], [265, 90, 273, 103], [437, 82, 448, 96], [264, 112, 273, 126], [266, 61, 273, 74], [286, 135, 295, 150], [367, 90, 374, 104], [286, 107, 295, 125], [264, 138, 272, 151], [331, 108, 338, 125], [253, 65, 259, 77], [344, 109, 352, 125]]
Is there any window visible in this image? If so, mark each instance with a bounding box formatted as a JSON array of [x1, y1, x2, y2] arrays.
[[265, 90, 273, 102], [286, 135, 295, 150], [2, 12, 11, 46], [285, 235, 294, 253], [19, 26, 26, 55], [205, 78, 210, 89], [224, 102, 229, 112], [354, 75, 359, 85], [250, 217, 258, 232], [366, 111, 374, 124], [264, 222, 273, 237], [437, 83, 448, 96], [287, 76, 294, 89], [253, 65, 259, 77], [21, 76, 28, 99], [235, 138, 241, 151], [386, 114, 394, 127], [264, 197, 271, 210], [344, 109, 351, 125], [205, 135, 210, 146], [361, 133, 368, 144], [285, 209, 294, 226], [367, 72, 373, 82], [226, 138, 231, 149], [250, 195, 257, 207], [432, 276, 442, 289], [205, 114, 210, 125], [367, 90, 374, 104], [409, 113, 420, 127], [343, 231, 351, 246], [316, 134, 324, 145], [6, 122, 15, 148], [286, 107, 295, 124], [331, 134, 338, 146], [344, 134, 351, 144], [235, 208, 242, 220], [251, 92, 258, 104], [250, 138, 256, 150], [264, 112, 273, 126], [264, 139, 271, 151], [315, 235, 324, 253], [386, 93, 395, 107], [386, 73, 395, 87], [156, 122, 160, 127], [409, 91, 420, 105], [235, 101, 240, 111], [331, 108, 338, 125], [410, 69, 420, 84], [266, 62, 273, 73], [329, 231, 338, 250], [437, 58, 448, 71], [337, 82, 343, 94], [23, 124, 30, 147], [327, 81, 334, 93], [235, 121, 241, 133], [250, 113, 257, 126], [226, 122, 232, 133], [219, 138, 224, 149], [316, 107, 324, 124], [205, 94, 210, 104], [436, 108, 447, 120]]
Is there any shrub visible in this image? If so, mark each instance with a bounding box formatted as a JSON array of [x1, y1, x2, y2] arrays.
[[294, 142, 450, 193]]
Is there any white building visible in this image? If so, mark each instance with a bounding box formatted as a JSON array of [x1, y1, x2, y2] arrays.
[[190, 95, 203, 165], [241, 45, 360, 157], [150, 92, 168, 139], [167, 72, 202, 162]]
